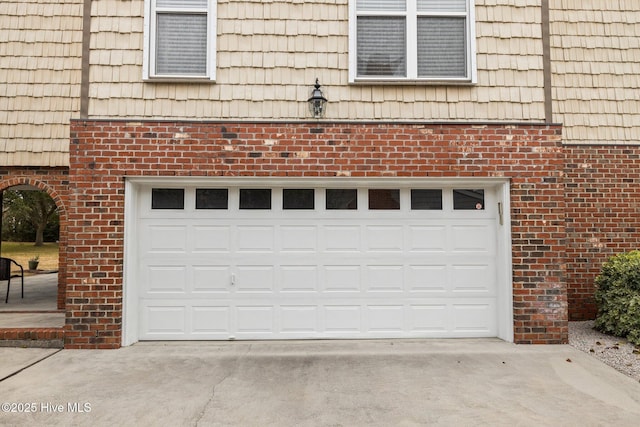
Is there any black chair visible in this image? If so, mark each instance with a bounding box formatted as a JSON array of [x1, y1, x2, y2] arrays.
[[1, 257, 24, 303]]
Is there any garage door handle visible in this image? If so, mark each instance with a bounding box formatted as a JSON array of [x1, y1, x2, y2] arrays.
[[231, 273, 236, 286]]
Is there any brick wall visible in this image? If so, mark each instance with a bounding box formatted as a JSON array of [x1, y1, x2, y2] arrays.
[[565, 145, 640, 320], [68, 120, 566, 348], [0, 167, 69, 310]]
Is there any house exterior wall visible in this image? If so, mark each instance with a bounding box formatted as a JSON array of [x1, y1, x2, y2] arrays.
[[0, 0, 83, 167], [87, 0, 546, 122], [67, 119, 565, 348], [4, 0, 640, 346], [550, 1, 640, 145]]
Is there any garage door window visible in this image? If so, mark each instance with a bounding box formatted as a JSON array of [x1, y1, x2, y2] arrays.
[[196, 188, 228, 209], [151, 188, 184, 209], [411, 189, 442, 210], [453, 189, 484, 210], [283, 189, 315, 210], [326, 189, 358, 210], [149, 187, 487, 212], [369, 189, 400, 210], [239, 189, 272, 209]]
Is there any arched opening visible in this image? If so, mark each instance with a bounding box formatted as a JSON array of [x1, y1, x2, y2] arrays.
[[0, 179, 67, 330]]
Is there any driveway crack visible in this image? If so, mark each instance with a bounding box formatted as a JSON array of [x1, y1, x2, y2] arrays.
[[193, 344, 252, 426], [0, 348, 63, 383]]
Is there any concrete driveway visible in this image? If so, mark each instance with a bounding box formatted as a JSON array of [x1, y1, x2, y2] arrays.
[[1, 340, 640, 426]]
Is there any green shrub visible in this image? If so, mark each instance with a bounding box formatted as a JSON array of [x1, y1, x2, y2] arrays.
[[594, 250, 640, 345]]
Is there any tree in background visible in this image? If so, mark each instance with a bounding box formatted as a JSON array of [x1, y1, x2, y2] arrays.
[[1, 189, 59, 246]]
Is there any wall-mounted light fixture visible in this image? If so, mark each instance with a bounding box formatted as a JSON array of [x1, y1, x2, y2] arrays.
[[307, 78, 327, 118]]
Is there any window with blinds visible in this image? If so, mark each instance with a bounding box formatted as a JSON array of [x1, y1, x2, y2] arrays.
[[144, 0, 215, 80], [352, 0, 474, 82]]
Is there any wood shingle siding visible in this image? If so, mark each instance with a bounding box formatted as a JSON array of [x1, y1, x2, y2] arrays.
[[551, 1, 640, 145], [0, 0, 83, 167], [86, 1, 546, 122]]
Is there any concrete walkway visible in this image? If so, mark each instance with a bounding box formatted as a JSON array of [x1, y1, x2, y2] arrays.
[[1, 339, 640, 426]]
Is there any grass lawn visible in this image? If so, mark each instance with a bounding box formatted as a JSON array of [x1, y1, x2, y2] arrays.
[[0, 241, 59, 271]]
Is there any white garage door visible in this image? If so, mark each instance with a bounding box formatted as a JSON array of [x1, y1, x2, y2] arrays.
[[132, 182, 503, 340]]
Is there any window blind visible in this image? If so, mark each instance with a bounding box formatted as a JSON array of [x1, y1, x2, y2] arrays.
[[156, 13, 207, 75], [357, 17, 407, 76], [417, 0, 466, 12], [157, 0, 207, 8], [357, 0, 406, 11], [417, 17, 466, 77]]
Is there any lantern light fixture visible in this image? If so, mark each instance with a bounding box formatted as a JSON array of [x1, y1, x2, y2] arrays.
[[307, 78, 327, 118]]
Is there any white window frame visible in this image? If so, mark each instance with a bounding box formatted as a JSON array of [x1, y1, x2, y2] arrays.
[[348, 0, 476, 84], [143, 0, 216, 81]]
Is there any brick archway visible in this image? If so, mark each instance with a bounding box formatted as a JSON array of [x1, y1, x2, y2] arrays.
[[0, 170, 69, 310]]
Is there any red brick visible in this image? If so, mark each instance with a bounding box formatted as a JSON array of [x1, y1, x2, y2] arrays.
[[61, 120, 567, 347], [564, 145, 640, 320]]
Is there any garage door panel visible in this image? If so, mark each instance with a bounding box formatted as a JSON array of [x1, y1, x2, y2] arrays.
[[280, 226, 317, 252], [366, 306, 404, 332], [192, 266, 232, 293], [451, 264, 496, 294], [365, 226, 404, 251], [147, 225, 188, 253], [280, 266, 318, 293], [408, 305, 448, 332], [193, 226, 231, 253], [451, 225, 494, 252], [452, 303, 496, 334], [143, 306, 186, 335], [323, 266, 361, 292], [235, 266, 274, 292], [323, 226, 361, 252], [192, 306, 230, 334], [365, 265, 404, 292], [237, 226, 274, 252], [236, 306, 274, 334], [408, 226, 447, 252], [323, 306, 362, 333], [281, 306, 318, 333], [146, 266, 187, 293], [407, 265, 448, 292]]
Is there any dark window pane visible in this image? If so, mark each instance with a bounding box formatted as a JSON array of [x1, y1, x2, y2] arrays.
[[239, 189, 271, 209], [411, 189, 442, 210], [152, 188, 184, 209], [453, 189, 485, 210], [369, 189, 400, 210], [283, 189, 314, 210], [326, 189, 358, 210], [196, 189, 228, 209]]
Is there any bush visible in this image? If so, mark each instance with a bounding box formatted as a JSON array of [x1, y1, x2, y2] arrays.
[[594, 250, 640, 345]]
